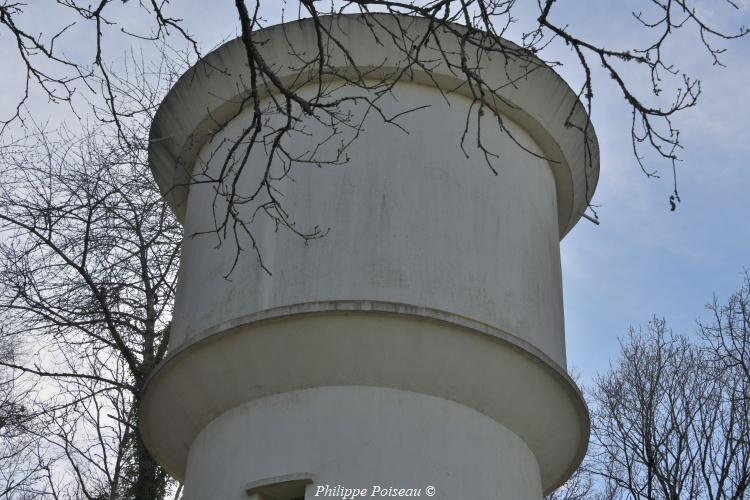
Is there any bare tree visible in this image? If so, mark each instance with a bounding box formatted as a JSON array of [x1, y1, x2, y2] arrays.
[[589, 320, 707, 499], [0, 330, 53, 499], [0, 3, 748, 498], [0, 56, 183, 498], [700, 273, 750, 386], [545, 463, 595, 500], [0, 1, 747, 267], [696, 274, 750, 499], [588, 287, 750, 500]]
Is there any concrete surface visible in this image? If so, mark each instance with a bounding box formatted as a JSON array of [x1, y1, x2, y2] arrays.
[[141, 12, 600, 500]]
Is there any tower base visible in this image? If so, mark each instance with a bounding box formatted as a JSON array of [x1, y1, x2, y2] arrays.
[[184, 386, 543, 500]]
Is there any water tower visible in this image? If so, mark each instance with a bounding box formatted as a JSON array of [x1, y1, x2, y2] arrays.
[[141, 13, 599, 500]]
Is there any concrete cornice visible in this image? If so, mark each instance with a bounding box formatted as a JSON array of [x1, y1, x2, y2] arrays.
[[140, 300, 590, 494], [148, 13, 599, 237]]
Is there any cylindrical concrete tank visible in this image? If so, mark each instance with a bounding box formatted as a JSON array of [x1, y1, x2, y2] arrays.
[[141, 13, 599, 500]]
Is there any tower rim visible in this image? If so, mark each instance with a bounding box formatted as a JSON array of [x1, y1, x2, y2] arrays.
[[139, 301, 590, 494], [147, 12, 600, 237]]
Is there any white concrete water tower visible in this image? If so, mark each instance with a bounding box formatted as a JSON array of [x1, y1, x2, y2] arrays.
[[141, 13, 599, 500]]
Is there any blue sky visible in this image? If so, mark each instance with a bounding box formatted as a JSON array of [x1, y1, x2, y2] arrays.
[[555, 4, 750, 383], [1, 1, 747, 386]]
